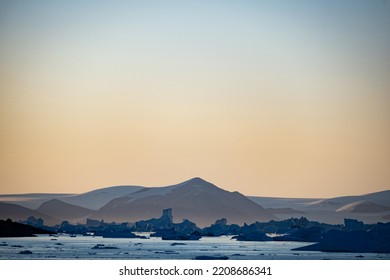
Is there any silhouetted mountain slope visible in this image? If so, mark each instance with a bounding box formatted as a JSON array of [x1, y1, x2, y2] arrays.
[[0, 193, 72, 209], [59, 185, 144, 210], [36, 199, 94, 223], [306, 190, 390, 211], [266, 207, 304, 215], [4, 179, 388, 226], [94, 178, 276, 227], [0, 202, 57, 225], [336, 201, 390, 213], [250, 190, 390, 224]]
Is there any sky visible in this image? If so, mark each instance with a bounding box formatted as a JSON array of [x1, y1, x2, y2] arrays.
[[0, 0, 389, 198]]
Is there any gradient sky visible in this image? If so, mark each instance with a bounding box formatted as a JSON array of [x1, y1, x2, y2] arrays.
[[1, 0, 389, 198]]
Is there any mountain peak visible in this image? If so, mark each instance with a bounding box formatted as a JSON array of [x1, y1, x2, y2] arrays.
[[95, 177, 275, 226], [178, 177, 220, 191], [39, 199, 65, 207], [37, 199, 91, 212], [186, 177, 208, 184]]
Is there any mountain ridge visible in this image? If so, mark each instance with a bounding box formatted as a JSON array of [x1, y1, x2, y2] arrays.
[[0, 202, 57, 225], [249, 190, 390, 224], [93, 177, 277, 227], [36, 199, 94, 223], [1, 178, 388, 226]]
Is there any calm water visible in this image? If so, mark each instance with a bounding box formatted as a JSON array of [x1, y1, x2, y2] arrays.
[[0, 234, 389, 260]]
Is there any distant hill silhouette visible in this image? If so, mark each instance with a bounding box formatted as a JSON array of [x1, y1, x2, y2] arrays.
[[0, 186, 143, 210], [249, 190, 390, 224], [36, 199, 93, 223], [93, 177, 276, 227], [1, 178, 388, 226], [336, 201, 390, 213], [0, 202, 57, 225], [59, 185, 144, 210]]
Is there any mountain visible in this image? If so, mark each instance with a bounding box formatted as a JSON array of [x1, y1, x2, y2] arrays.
[[248, 197, 317, 212], [0, 202, 57, 225], [93, 177, 276, 227], [336, 201, 390, 213], [0, 193, 72, 209], [266, 207, 304, 215], [36, 199, 94, 223], [249, 190, 390, 224], [58, 186, 144, 210], [0, 186, 144, 210], [4, 178, 387, 226], [305, 190, 390, 211]]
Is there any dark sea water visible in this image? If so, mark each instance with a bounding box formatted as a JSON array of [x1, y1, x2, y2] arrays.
[[0, 234, 388, 260]]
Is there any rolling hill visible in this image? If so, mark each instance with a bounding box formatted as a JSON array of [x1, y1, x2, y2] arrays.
[[0, 202, 57, 225], [93, 177, 276, 227], [36, 199, 94, 223]]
